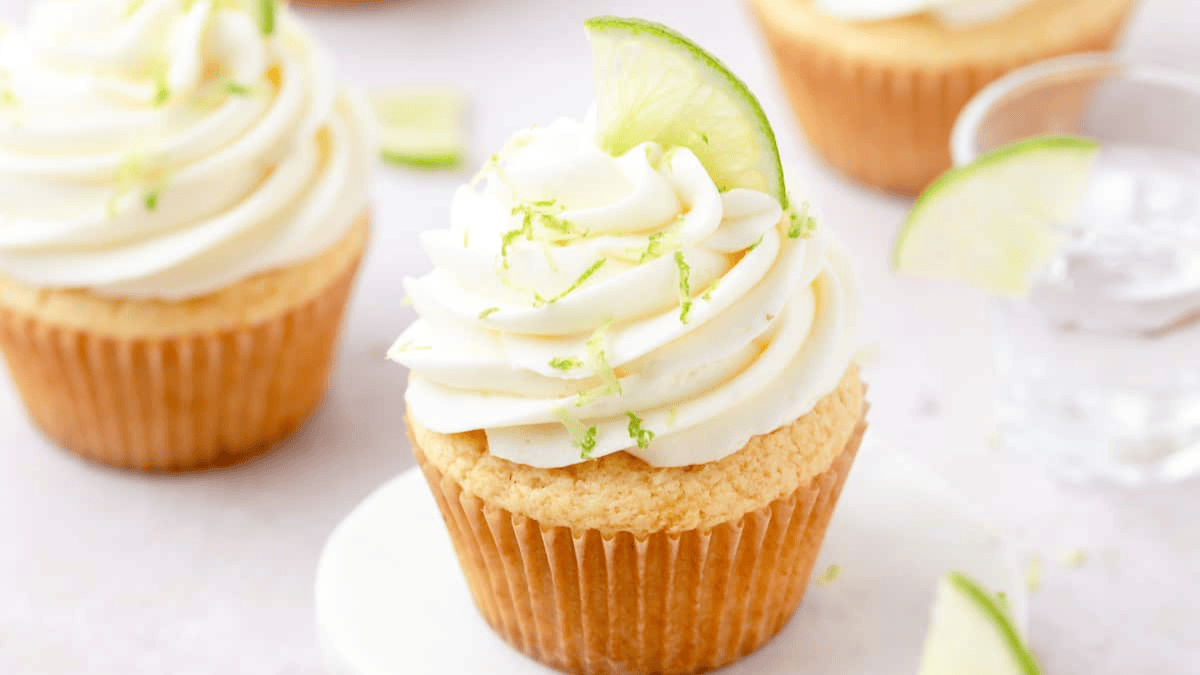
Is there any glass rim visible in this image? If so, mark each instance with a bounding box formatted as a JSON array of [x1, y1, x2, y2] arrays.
[[950, 53, 1200, 166]]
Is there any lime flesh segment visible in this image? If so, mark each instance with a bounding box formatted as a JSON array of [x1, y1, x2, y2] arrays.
[[370, 88, 468, 170], [893, 135, 1099, 296], [918, 572, 1042, 675], [585, 16, 787, 206]]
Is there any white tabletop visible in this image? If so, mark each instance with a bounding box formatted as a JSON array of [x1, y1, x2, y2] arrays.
[[0, 1, 1196, 674]]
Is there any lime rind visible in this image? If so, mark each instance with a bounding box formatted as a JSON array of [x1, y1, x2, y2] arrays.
[[949, 572, 1041, 674], [892, 134, 1099, 297], [370, 88, 468, 170], [918, 571, 1041, 675], [585, 16, 787, 207]]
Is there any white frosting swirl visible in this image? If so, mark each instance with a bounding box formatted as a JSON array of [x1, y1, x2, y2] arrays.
[[389, 118, 860, 468], [814, 0, 1038, 26], [0, 0, 372, 299]]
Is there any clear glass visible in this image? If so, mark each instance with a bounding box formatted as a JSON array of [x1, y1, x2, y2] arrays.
[[952, 55, 1200, 485]]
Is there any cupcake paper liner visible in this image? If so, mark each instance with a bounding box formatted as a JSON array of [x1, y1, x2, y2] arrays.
[[753, 7, 1132, 195], [0, 253, 362, 472], [413, 417, 867, 675]]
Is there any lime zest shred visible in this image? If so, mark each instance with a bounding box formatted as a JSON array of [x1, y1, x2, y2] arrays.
[[548, 357, 583, 371], [1025, 554, 1043, 592], [701, 277, 720, 302], [674, 251, 692, 324], [639, 231, 667, 263], [395, 341, 432, 352], [259, 0, 276, 35], [577, 322, 622, 405], [144, 191, 159, 211], [667, 407, 678, 427], [579, 426, 598, 459], [816, 564, 842, 585], [625, 411, 654, 449], [533, 258, 606, 306], [996, 591, 1011, 613], [700, 132, 709, 145], [478, 307, 500, 320], [554, 407, 598, 459], [225, 81, 253, 96], [1060, 548, 1088, 568], [786, 201, 816, 239], [748, 235, 764, 252]]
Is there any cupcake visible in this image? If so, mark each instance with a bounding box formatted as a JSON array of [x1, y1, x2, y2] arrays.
[[389, 17, 866, 675], [748, 0, 1137, 194], [0, 0, 373, 470]]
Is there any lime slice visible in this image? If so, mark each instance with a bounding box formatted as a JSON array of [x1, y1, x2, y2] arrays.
[[892, 134, 1098, 296], [370, 88, 468, 170], [918, 572, 1041, 675], [585, 16, 787, 206]]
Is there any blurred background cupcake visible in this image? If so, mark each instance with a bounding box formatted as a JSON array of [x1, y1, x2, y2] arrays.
[[748, 0, 1139, 194], [0, 0, 373, 471]]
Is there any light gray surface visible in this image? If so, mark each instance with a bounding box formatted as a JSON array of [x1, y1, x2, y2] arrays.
[[0, 0, 1197, 673], [315, 443, 1020, 675]]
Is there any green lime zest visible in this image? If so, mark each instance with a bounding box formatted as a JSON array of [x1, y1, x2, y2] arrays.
[[674, 251, 692, 324], [554, 407, 598, 459], [786, 201, 816, 239], [478, 307, 499, 319], [549, 356, 583, 371], [144, 191, 160, 211], [1060, 548, 1087, 568], [625, 411, 654, 449], [576, 322, 622, 406], [701, 277, 720, 302], [533, 258, 606, 306], [638, 231, 667, 263], [667, 407, 678, 426], [258, 0, 275, 35], [225, 81, 253, 96], [816, 564, 842, 585], [1025, 555, 1043, 592]]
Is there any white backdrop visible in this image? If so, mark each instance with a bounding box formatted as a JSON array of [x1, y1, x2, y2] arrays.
[[0, 0, 1196, 673]]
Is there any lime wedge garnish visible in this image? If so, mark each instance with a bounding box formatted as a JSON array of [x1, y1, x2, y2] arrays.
[[918, 572, 1042, 675], [585, 16, 787, 206], [370, 88, 468, 170], [892, 134, 1099, 296]]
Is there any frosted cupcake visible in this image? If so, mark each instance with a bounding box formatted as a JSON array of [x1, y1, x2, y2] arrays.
[[390, 18, 865, 675], [748, 0, 1137, 194], [0, 0, 372, 470]]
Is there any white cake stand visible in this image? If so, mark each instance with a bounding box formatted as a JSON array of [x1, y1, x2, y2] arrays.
[[315, 438, 1024, 675]]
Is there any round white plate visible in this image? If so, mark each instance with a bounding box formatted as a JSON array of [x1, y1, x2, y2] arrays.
[[315, 439, 1023, 674]]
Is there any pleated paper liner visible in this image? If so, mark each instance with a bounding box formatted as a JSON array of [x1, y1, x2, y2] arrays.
[[750, 0, 1135, 195], [413, 416, 867, 675], [0, 218, 368, 472]]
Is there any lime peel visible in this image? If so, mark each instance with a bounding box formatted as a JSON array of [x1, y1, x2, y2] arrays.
[[893, 134, 1099, 297], [585, 16, 786, 206], [917, 571, 1040, 675]]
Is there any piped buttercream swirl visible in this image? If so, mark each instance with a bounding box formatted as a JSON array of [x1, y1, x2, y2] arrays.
[[390, 118, 860, 468], [0, 0, 372, 299]]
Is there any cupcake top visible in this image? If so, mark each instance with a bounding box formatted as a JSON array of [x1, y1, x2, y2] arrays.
[[0, 0, 372, 300], [815, 0, 1038, 25], [390, 18, 861, 469]]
